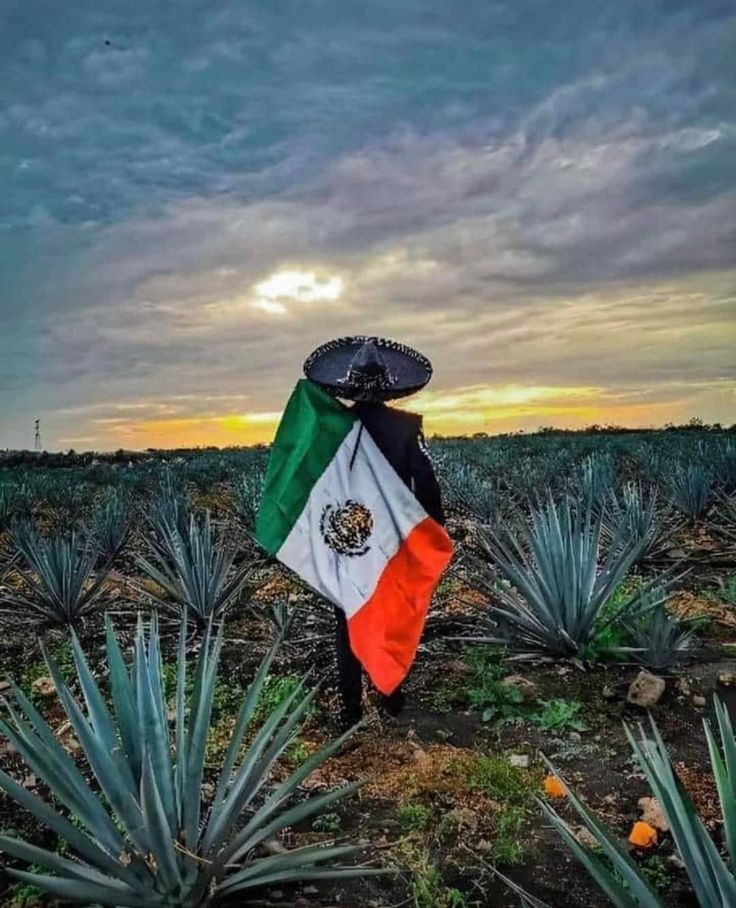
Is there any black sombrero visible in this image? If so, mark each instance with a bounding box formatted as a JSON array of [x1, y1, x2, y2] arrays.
[[303, 336, 433, 402]]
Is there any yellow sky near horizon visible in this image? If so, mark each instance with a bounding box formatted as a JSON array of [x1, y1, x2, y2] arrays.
[[55, 380, 735, 451]]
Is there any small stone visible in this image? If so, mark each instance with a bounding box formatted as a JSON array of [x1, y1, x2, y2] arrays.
[[269, 890, 284, 900], [574, 825, 599, 849], [602, 685, 617, 700], [32, 676, 56, 698], [413, 747, 429, 763], [433, 727, 453, 742], [23, 774, 37, 789], [638, 796, 669, 833], [676, 677, 692, 696], [627, 671, 665, 708], [509, 754, 530, 768], [303, 886, 318, 896], [569, 731, 582, 743], [500, 674, 537, 704], [445, 807, 478, 831], [692, 694, 706, 707], [717, 671, 735, 687], [0, 680, 11, 694]]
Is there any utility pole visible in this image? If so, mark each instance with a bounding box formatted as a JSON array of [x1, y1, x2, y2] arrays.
[[34, 418, 42, 452]]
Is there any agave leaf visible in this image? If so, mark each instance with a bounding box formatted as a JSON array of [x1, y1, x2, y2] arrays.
[[202, 677, 312, 854], [140, 753, 184, 893], [625, 718, 736, 905], [219, 724, 358, 866], [105, 614, 143, 781], [6, 868, 153, 908], [0, 707, 124, 856], [0, 835, 134, 890], [0, 771, 146, 887], [216, 843, 364, 893], [204, 636, 281, 841], [703, 697, 736, 867], [227, 782, 361, 866], [538, 805, 648, 908]]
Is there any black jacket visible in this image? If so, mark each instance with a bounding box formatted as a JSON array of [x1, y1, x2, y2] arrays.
[[352, 401, 444, 525]]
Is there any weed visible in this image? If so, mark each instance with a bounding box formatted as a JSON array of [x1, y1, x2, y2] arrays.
[[434, 646, 527, 724], [397, 802, 432, 834], [252, 673, 312, 726], [312, 811, 342, 834], [639, 854, 674, 893], [285, 736, 311, 765], [717, 574, 736, 607], [7, 863, 45, 906], [530, 698, 587, 732], [490, 806, 528, 865], [457, 753, 541, 806], [395, 842, 469, 908]]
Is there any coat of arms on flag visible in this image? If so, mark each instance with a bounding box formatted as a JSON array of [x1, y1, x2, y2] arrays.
[[256, 379, 453, 695]]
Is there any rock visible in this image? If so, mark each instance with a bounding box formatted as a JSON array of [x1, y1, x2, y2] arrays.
[[445, 807, 478, 831], [446, 659, 474, 676], [676, 677, 692, 696], [509, 754, 530, 769], [627, 671, 665, 708], [23, 774, 37, 789], [602, 684, 617, 700], [569, 731, 582, 743], [413, 747, 429, 763], [717, 671, 735, 687], [32, 676, 56, 698], [574, 825, 599, 849], [500, 674, 537, 704], [692, 694, 706, 707], [0, 680, 11, 694], [638, 796, 669, 832]]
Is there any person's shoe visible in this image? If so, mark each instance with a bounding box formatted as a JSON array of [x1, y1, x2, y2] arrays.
[[381, 688, 406, 717], [336, 703, 363, 733]]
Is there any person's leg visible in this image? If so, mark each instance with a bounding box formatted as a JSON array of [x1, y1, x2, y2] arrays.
[[334, 606, 363, 727]]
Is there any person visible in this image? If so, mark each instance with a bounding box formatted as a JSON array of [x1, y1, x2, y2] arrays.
[[303, 336, 445, 727]]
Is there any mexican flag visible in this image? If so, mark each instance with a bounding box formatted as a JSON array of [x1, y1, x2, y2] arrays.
[[256, 379, 453, 694]]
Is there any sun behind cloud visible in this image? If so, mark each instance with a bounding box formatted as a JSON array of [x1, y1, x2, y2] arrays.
[[251, 269, 344, 315]]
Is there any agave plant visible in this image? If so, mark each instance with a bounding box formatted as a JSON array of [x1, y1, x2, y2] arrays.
[[233, 468, 266, 533], [603, 483, 675, 564], [442, 463, 500, 528], [618, 587, 696, 672], [147, 470, 190, 539], [666, 462, 713, 521], [0, 614, 374, 905], [137, 510, 254, 625], [541, 698, 736, 907], [0, 482, 29, 531], [0, 523, 111, 627], [475, 495, 646, 657], [578, 453, 615, 514], [90, 490, 132, 564]]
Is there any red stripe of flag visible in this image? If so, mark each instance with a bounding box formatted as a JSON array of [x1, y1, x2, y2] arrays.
[[347, 517, 453, 695]]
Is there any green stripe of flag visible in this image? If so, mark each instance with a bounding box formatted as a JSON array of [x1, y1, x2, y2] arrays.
[[256, 380, 356, 554]]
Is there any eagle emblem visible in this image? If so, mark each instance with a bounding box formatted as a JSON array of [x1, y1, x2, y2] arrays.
[[320, 500, 373, 556]]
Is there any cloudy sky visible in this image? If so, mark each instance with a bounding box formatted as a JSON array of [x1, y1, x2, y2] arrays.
[[1, 1, 734, 451]]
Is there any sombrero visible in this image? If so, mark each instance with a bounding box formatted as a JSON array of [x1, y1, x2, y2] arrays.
[[303, 336, 433, 401]]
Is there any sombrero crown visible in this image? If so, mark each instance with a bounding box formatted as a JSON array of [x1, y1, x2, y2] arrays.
[[303, 336, 432, 402]]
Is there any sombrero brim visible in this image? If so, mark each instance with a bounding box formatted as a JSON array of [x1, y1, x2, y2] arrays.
[[304, 336, 432, 401]]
